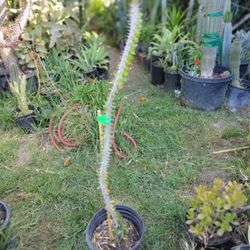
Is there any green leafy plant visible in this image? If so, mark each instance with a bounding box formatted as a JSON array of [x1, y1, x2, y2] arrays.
[[14, 0, 83, 71], [8, 64, 31, 116], [186, 178, 247, 246], [71, 40, 109, 75]]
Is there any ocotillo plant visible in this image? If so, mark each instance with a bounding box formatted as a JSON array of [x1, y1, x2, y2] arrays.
[[98, 0, 142, 239], [222, 0, 233, 67], [0, 0, 31, 73], [229, 39, 242, 88], [200, 0, 226, 78]]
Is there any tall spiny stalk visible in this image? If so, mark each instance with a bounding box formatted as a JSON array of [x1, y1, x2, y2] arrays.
[[0, 0, 31, 73], [99, 0, 142, 239]]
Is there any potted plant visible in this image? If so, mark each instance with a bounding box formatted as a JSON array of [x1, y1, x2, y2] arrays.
[[86, 1, 144, 249], [9, 64, 36, 133], [234, 30, 250, 77], [186, 178, 248, 249], [231, 227, 250, 250], [71, 41, 109, 84], [180, 0, 232, 111], [227, 40, 250, 112]]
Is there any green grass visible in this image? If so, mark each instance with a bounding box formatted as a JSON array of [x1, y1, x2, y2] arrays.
[[0, 58, 249, 249]]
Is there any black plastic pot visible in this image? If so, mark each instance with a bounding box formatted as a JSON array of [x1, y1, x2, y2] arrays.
[[231, 244, 250, 250], [13, 105, 37, 133], [143, 57, 150, 71], [150, 61, 164, 85], [0, 74, 9, 95], [164, 71, 181, 94], [86, 205, 144, 250], [0, 201, 11, 230], [180, 66, 232, 111], [226, 80, 250, 112], [240, 60, 249, 78]]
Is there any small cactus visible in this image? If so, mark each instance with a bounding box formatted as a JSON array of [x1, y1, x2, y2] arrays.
[[9, 64, 30, 115], [229, 39, 242, 88]]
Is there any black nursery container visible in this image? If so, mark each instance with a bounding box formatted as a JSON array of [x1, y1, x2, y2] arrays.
[[0, 201, 11, 230], [150, 61, 164, 85], [13, 105, 37, 133], [164, 72, 181, 94], [86, 205, 144, 250], [180, 66, 232, 111], [143, 57, 151, 71], [240, 60, 249, 77], [227, 79, 250, 112], [0, 74, 9, 95]]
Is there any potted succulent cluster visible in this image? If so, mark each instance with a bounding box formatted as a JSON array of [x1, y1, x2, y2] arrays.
[[86, 1, 145, 249], [180, 0, 233, 111], [186, 178, 249, 249], [9, 64, 37, 133], [227, 40, 250, 112], [71, 38, 110, 84]]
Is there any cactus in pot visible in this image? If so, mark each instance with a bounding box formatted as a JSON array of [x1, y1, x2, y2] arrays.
[[0, 0, 32, 74], [229, 39, 243, 89], [86, 1, 144, 249]]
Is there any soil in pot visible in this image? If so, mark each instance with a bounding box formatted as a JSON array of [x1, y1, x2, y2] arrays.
[[86, 205, 144, 250], [164, 71, 181, 94], [93, 218, 139, 250], [13, 105, 37, 133], [180, 66, 232, 111], [227, 79, 250, 112], [150, 60, 164, 85]]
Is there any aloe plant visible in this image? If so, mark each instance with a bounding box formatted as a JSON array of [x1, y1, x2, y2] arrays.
[[99, 0, 142, 239], [0, 0, 31, 73], [9, 64, 30, 115]]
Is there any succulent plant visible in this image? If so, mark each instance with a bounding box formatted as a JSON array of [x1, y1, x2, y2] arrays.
[[9, 63, 30, 115], [98, 0, 142, 240], [186, 178, 247, 247]]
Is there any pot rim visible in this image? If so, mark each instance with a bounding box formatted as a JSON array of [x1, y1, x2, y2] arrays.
[[86, 204, 144, 250], [180, 66, 232, 83], [0, 200, 11, 230]]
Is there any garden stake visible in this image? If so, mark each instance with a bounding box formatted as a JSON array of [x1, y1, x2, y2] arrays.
[[112, 105, 138, 160], [213, 146, 250, 154]]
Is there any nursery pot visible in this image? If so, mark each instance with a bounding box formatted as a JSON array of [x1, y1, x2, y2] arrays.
[[143, 57, 151, 71], [226, 80, 250, 112], [86, 205, 144, 250], [0, 74, 9, 94], [231, 244, 250, 250], [150, 60, 164, 85], [0, 201, 11, 230], [240, 60, 249, 78], [13, 105, 37, 133], [180, 66, 232, 111], [164, 71, 181, 94]]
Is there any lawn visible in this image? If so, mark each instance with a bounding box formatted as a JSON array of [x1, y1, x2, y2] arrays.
[[0, 49, 249, 250]]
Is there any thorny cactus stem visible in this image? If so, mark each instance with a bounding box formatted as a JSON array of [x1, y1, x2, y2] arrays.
[[229, 39, 242, 88], [99, 0, 142, 239], [222, 0, 232, 68], [0, 0, 31, 73]]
